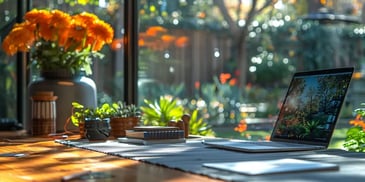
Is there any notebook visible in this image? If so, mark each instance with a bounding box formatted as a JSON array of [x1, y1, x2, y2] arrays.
[[203, 67, 354, 152], [202, 158, 339, 175]]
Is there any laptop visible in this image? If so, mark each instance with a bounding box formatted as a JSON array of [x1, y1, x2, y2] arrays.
[[203, 67, 354, 152]]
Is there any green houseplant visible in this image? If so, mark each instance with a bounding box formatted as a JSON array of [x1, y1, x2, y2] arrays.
[[70, 102, 112, 140], [109, 101, 141, 138], [70, 102, 113, 126], [141, 96, 215, 137], [111, 101, 141, 118], [141, 96, 184, 126]]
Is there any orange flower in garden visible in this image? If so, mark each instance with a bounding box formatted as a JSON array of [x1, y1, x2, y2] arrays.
[[111, 38, 124, 50], [194, 81, 200, 89], [146, 26, 167, 36], [138, 38, 145, 47], [349, 114, 365, 130], [2, 9, 114, 75], [197, 12, 206, 19], [265, 135, 271, 141], [219, 73, 231, 84], [234, 119, 247, 133], [137, 26, 189, 51], [229, 78, 237, 86], [161, 35, 176, 44], [175, 36, 189, 48]]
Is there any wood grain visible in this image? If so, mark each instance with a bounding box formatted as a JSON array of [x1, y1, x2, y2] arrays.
[[0, 136, 221, 182]]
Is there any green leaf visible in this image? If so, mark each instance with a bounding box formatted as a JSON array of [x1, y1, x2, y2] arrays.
[[346, 127, 362, 136]]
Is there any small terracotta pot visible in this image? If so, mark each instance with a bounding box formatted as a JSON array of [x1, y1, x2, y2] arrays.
[[110, 117, 139, 138], [84, 118, 110, 141]]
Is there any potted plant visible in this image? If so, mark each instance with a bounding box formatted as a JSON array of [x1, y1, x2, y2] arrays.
[[109, 101, 141, 138], [2, 9, 114, 133], [70, 102, 112, 141]]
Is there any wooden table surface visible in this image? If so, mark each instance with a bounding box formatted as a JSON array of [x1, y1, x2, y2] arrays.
[[0, 135, 222, 182]]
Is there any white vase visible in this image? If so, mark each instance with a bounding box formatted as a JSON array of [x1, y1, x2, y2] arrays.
[[27, 69, 97, 134]]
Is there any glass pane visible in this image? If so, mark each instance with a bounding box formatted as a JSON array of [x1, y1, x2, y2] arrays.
[[0, 0, 17, 126], [137, 0, 365, 145]]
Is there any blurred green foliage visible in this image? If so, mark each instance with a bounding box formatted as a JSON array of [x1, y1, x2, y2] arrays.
[[140, 96, 215, 136]]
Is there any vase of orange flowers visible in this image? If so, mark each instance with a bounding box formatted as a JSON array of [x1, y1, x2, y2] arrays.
[[2, 9, 114, 134]]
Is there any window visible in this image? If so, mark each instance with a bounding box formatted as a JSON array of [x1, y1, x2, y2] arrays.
[[1, 1, 365, 148], [137, 0, 365, 144]]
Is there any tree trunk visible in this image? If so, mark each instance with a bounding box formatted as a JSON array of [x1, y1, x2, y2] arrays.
[[214, 0, 274, 87]]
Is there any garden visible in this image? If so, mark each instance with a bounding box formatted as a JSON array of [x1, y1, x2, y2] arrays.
[[1, 1, 365, 152]]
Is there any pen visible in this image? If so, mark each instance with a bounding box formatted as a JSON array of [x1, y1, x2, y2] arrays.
[[61, 170, 92, 181]]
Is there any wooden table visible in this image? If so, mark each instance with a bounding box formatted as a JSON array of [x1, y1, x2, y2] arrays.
[[0, 136, 222, 182], [3, 134, 365, 182]]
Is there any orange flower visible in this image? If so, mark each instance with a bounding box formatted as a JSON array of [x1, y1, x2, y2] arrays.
[[2, 22, 36, 55], [24, 10, 53, 40], [146, 26, 167, 36], [49, 10, 72, 29], [229, 78, 237, 86], [161, 35, 176, 44], [2, 9, 114, 76], [265, 135, 271, 141], [49, 10, 72, 44], [38, 22, 53, 41], [66, 22, 87, 48], [88, 20, 114, 45], [349, 114, 365, 130], [219, 73, 231, 84], [194, 81, 200, 89], [197, 12, 206, 19], [111, 38, 124, 50], [139, 27, 188, 51], [234, 119, 247, 133], [138, 38, 145, 47], [72, 12, 99, 27], [175, 36, 189, 48], [24, 9, 51, 24]]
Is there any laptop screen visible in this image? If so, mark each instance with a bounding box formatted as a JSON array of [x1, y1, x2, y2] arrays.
[[271, 67, 354, 146]]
